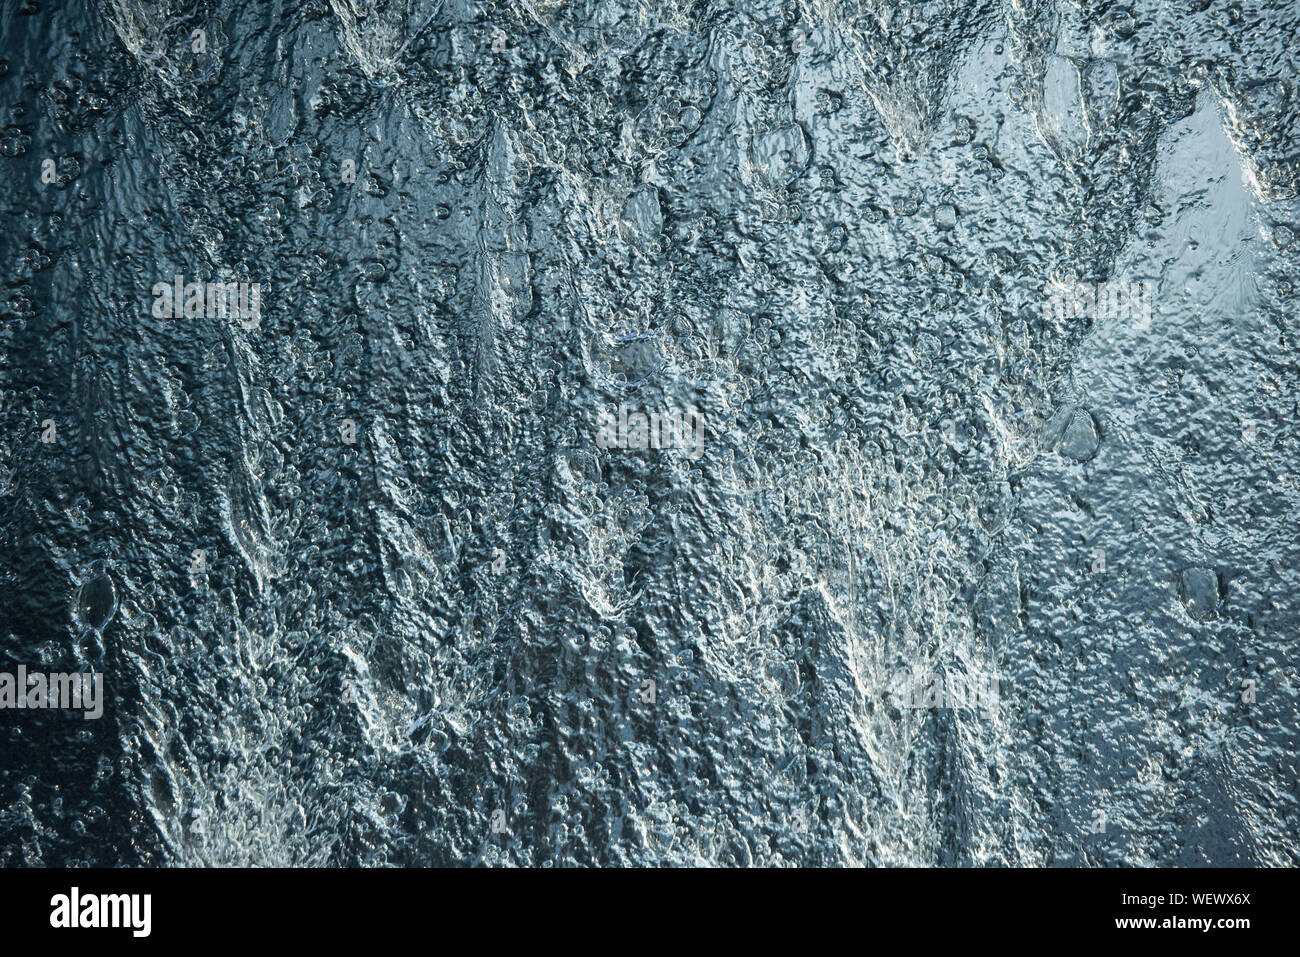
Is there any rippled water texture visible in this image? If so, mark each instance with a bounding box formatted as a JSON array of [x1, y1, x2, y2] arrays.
[[1, 0, 1298, 866]]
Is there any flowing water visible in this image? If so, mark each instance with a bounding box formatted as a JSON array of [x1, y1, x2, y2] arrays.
[[1, 0, 1298, 866]]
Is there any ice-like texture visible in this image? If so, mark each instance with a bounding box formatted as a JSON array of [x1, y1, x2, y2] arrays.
[[1, 0, 1297, 866]]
